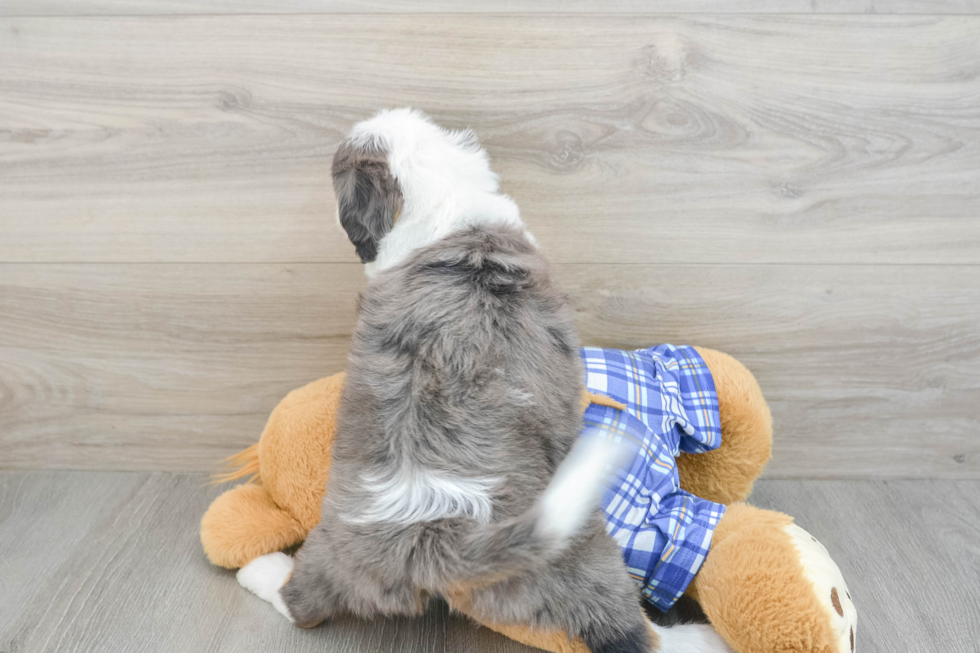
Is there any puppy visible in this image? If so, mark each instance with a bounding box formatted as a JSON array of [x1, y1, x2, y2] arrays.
[[239, 109, 731, 653]]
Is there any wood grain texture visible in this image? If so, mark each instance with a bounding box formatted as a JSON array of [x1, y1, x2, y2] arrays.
[[751, 480, 980, 653], [2, 13, 977, 479], [0, 471, 447, 653], [561, 264, 980, 480], [1, 473, 977, 652], [2, 1, 980, 16], [0, 264, 366, 471], [2, 15, 979, 264], [2, 263, 977, 477]]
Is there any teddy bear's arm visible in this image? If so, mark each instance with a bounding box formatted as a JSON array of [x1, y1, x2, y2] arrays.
[[676, 348, 773, 506]]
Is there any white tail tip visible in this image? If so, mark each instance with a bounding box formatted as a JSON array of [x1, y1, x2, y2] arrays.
[[537, 432, 630, 541]]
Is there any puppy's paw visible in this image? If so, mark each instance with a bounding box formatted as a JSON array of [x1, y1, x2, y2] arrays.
[[237, 552, 295, 622], [655, 622, 734, 653]]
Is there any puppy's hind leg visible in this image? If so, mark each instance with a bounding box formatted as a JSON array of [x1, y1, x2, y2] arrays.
[[277, 551, 344, 629], [463, 525, 733, 653], [464, 532, 653, 653], [581, 619, 651, 653], [237, 527, 344, 629], [237, 552, 295, 622], [555, 535, 732, 653], [279, 521, 363, 629], [552, 538, 652, 653]]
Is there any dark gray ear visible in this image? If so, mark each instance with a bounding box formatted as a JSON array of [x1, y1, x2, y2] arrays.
[[332, 141, 403, 264]]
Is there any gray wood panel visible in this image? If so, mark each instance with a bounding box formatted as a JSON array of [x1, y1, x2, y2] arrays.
[[751, 480, 980, 652], [563, 264, 980, 481], [2, 263, 977, 478], [1, 472, 977, 652], [0, 263, 365, 471], [0, 471, 447, 653], [2, 1, 979, 16], [2, 15, 978, 264]]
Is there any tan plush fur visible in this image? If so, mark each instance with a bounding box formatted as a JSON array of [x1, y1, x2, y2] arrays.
[[200, 349, 835, 653], [254, 373, 345, 532], [201, 482, 308, 569], [691, 504, 838, 653], [444, 589, 598, 653], [677, 347, 773, 506], [201, 374, 345, 568], [462, 621, 592, 653]]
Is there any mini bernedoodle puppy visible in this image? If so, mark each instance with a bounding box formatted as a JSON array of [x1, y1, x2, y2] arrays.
[[238, 109, 732, 653]]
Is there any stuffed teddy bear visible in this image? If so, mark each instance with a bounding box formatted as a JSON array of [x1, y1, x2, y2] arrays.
[[201, 345, 856, 653]]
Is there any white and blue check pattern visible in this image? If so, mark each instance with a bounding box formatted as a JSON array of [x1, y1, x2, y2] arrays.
[[579, 344, 725, 612]]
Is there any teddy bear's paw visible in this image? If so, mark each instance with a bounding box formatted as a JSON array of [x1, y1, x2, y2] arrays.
[[785, 524, 857, 653], [237, 551, 295, 622], [653, 622, 735, 653]]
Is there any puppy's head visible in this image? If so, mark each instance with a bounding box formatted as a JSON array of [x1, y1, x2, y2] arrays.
[[332, 108, 523, 277]]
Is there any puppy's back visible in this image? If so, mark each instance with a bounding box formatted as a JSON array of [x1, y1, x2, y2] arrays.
[[333, 224, 584, 525]]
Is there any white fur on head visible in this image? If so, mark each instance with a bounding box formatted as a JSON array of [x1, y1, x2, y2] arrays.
[[339, 108, 531, 277]]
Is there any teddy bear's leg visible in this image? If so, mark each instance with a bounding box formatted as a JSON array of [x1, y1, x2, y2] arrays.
[[477, 624, 587, 653], [689, 503, 857, 653], [200, 483, 308, 569], [448, 598, 736, 653], [443, 595, 590, 653], [442, 537, 657, 653], [675, 348, 773, 506], [445, 552, 735, 653]]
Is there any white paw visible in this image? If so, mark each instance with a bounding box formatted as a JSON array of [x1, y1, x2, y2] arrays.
[[237, 552, 295, 622], [654, 622, 734, 653], [785, 524, 857, 653]]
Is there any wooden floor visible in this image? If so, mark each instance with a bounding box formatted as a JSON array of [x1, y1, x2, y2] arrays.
[[0, 472, 976, 653]]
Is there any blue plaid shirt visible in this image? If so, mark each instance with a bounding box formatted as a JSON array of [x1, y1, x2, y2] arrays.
[[579, 345, 725, 612]]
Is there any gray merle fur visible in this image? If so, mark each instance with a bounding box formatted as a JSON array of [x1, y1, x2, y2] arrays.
[[281, 225, 650, 651]]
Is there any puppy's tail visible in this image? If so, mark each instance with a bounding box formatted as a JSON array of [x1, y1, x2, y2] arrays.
[[452, 433, 627, 583]]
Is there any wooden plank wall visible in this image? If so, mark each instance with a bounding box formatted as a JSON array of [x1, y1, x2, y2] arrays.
[[1, 6, 978, 477], [3, 1, 980, 16]]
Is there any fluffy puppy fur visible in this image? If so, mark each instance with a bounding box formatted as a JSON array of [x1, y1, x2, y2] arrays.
[[238, 109, 731, 653], [332, 108, 530, 278]]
